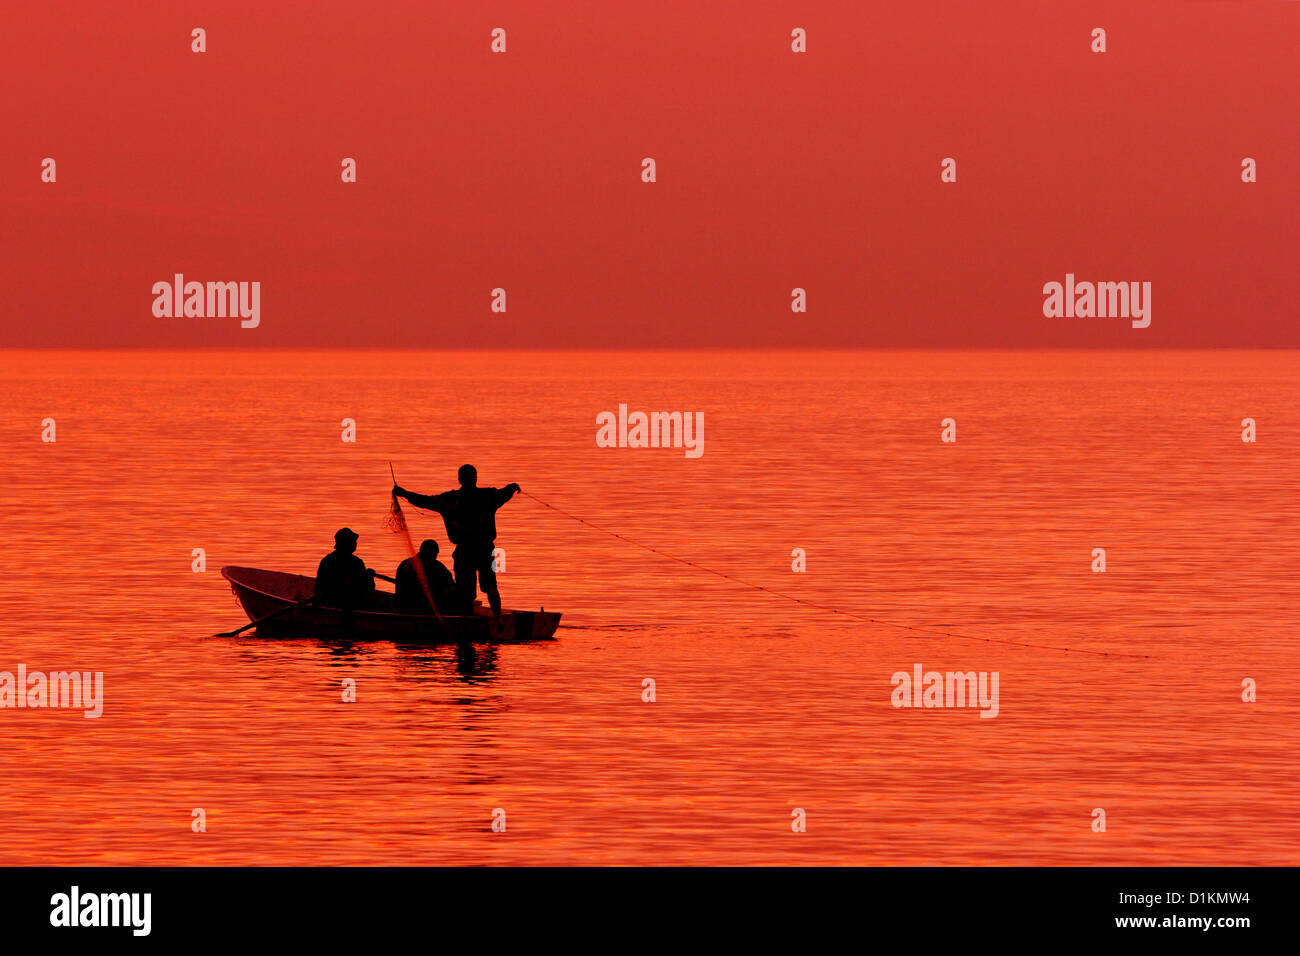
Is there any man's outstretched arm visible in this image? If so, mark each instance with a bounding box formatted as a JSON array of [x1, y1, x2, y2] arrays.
[[393, 485, 448, 513]]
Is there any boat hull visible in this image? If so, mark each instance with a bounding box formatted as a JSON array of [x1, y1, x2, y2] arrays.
[[221, 566, 561, 643]]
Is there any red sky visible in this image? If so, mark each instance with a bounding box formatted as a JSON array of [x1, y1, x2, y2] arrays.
[[2, 0, 1296, 348]]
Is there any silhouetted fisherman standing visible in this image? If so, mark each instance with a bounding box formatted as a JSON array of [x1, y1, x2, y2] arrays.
[[393, 465, 520, 618]]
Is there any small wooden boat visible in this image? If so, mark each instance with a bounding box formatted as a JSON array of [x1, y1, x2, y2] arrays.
[[221, 566, 561, 643]]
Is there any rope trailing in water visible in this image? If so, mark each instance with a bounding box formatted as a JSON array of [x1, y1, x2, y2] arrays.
[[518, 490, 1150, 659]]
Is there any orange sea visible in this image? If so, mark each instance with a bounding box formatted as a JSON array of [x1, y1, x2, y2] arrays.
[[0, 349, 1296, 865]]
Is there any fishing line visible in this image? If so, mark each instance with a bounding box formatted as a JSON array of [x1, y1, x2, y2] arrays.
[[519, 490, 1150, 659]]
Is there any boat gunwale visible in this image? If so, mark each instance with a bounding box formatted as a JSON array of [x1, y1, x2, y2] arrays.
[[219, 565, 550, 624]]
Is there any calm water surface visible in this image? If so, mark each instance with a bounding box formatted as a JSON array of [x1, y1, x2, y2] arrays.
[[1, 349, 1296, 864]]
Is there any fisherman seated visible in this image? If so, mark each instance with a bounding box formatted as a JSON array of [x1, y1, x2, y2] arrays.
[[314, 527, 377, 610], [395, 539, 458, 615]]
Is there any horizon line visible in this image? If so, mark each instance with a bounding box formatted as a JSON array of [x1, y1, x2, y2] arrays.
[[5, 345, 1300, 352]]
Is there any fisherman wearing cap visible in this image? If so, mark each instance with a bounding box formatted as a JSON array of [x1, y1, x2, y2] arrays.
[[314, 527, 377, 609]]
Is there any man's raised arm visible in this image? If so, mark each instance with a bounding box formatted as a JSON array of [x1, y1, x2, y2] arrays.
[[496, 483, 521, 507], [393, 485, 449, 513]]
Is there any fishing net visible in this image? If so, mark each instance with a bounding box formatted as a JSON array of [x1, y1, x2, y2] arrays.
[[386, 492, 441, 619], [384, 490, 412, 536]]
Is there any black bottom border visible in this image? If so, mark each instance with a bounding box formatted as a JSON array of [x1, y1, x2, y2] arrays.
[[0, 865, 1281, 943]]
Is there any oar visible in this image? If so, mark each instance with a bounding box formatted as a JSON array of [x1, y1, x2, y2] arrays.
[[214, 596, 316, 637], [374, 571, 396, 585]]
